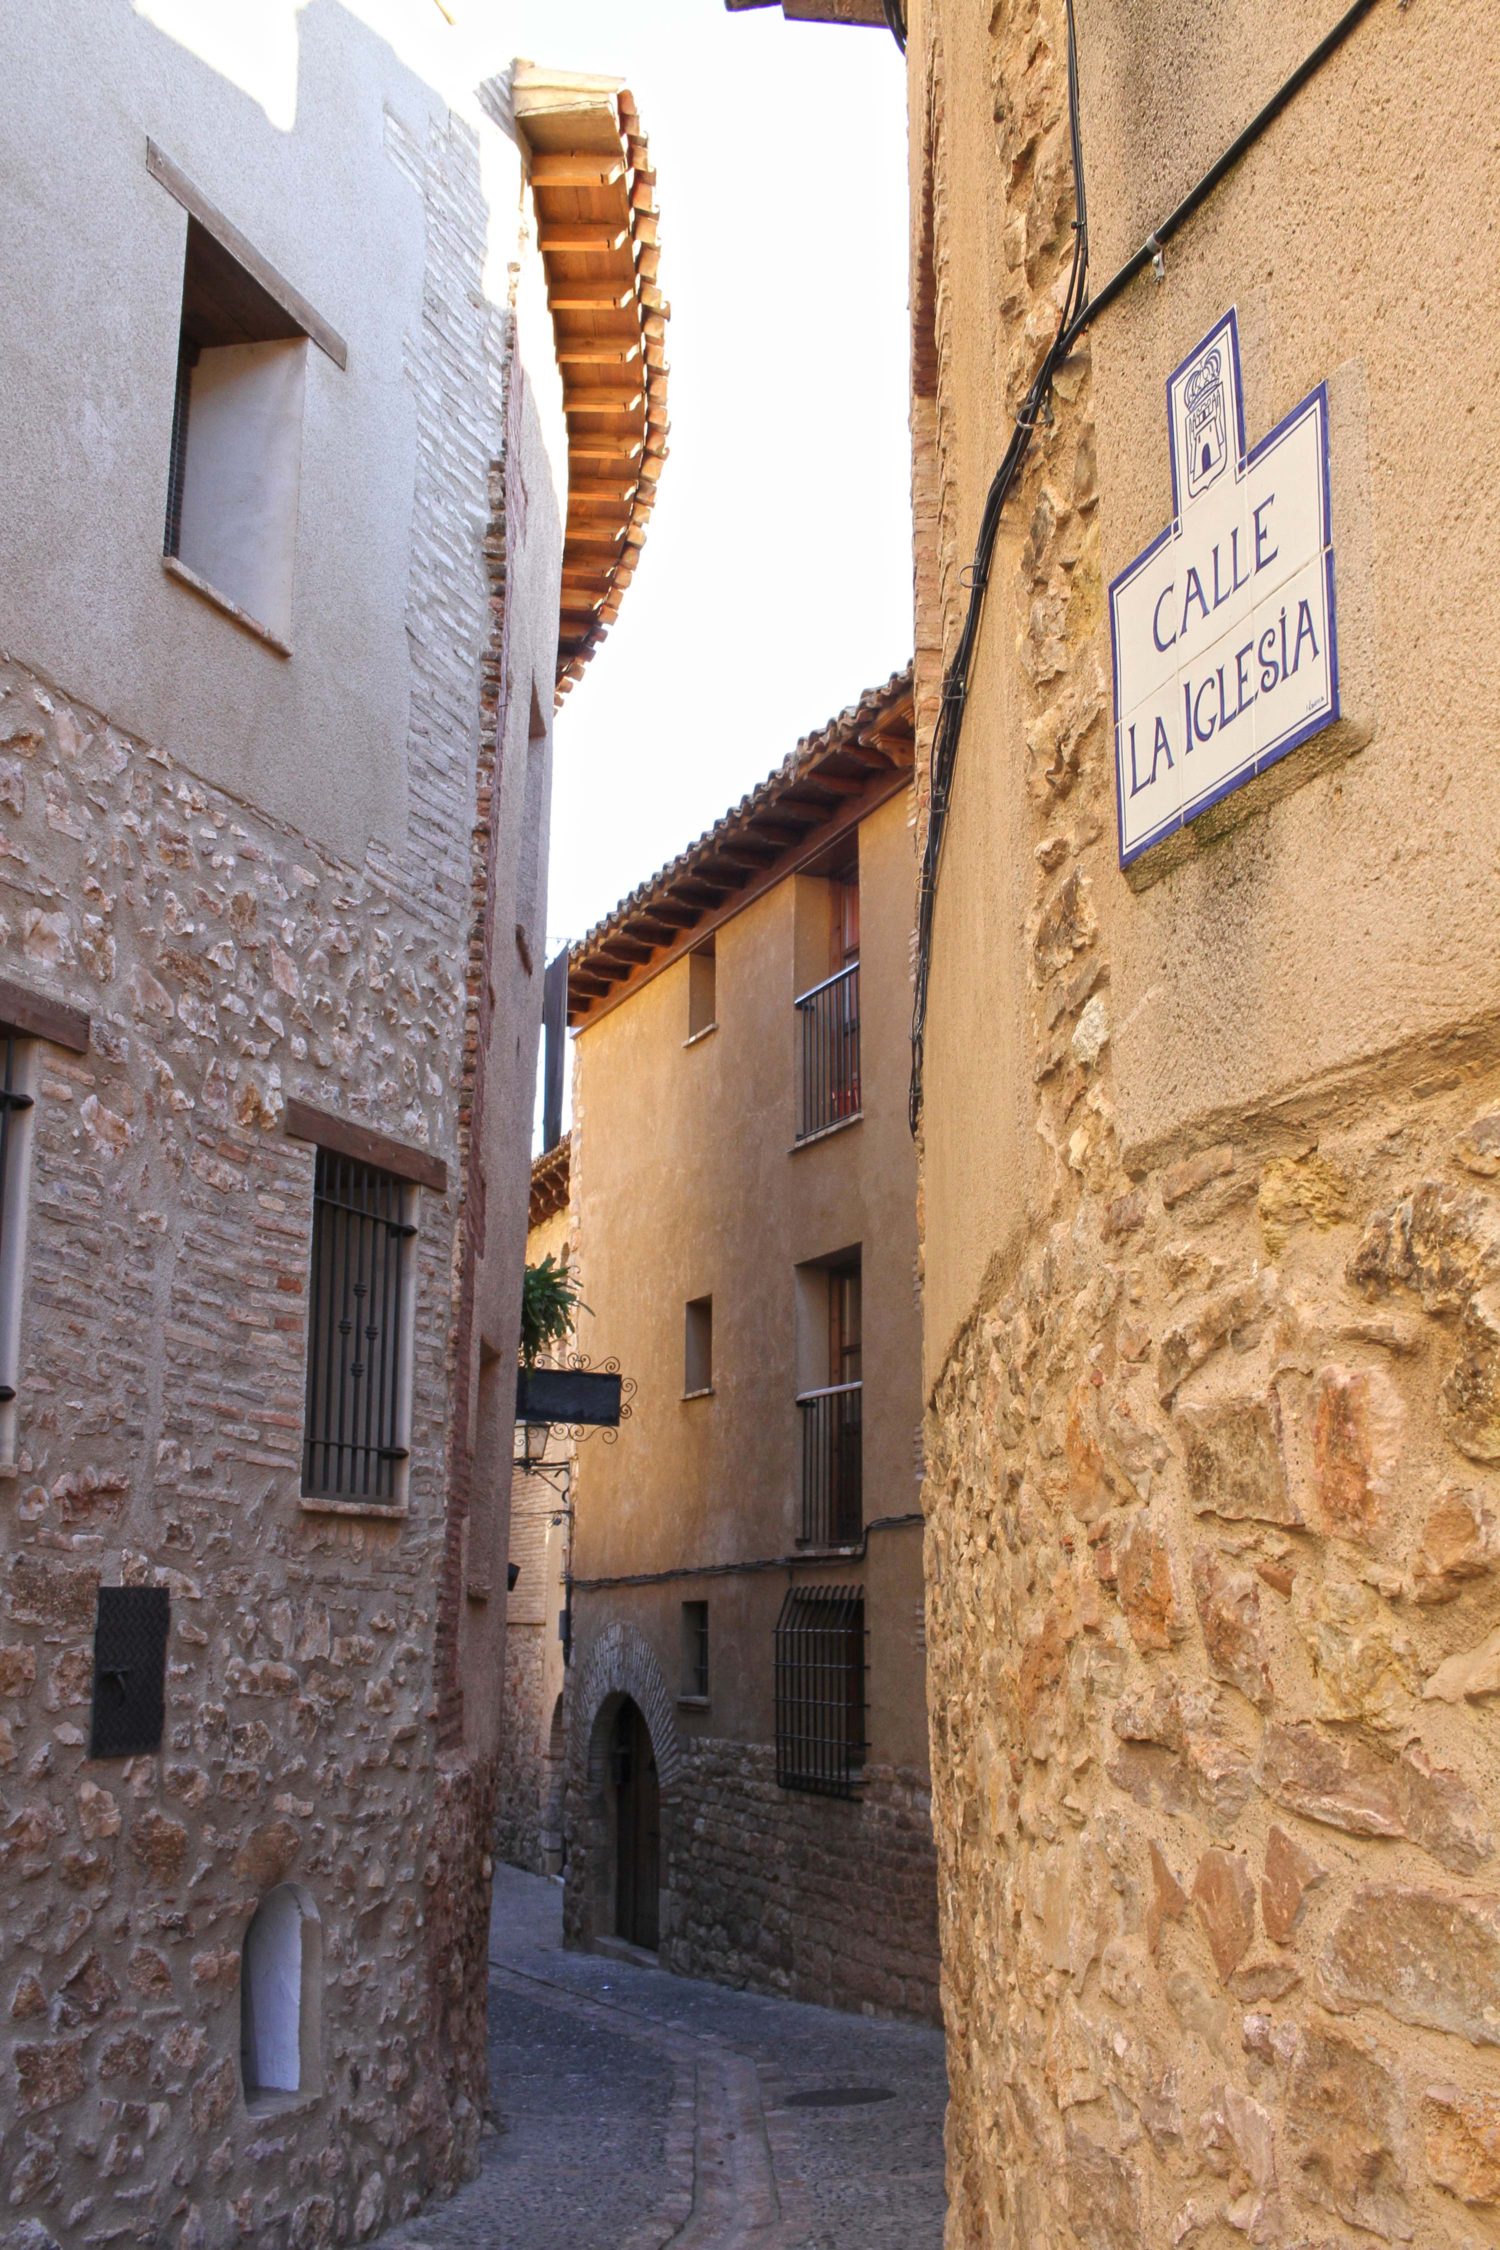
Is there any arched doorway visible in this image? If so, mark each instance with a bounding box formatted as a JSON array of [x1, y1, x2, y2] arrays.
[[611, 1697, 660, 1950]]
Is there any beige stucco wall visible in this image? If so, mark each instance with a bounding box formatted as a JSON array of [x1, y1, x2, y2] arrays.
[[0, 0, 564, 863], [561, 784, 938, 2015], [570, 790, 927, 1766], [911, 0, 1500, 2241]]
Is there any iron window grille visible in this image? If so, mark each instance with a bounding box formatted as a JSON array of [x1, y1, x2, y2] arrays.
[[302, 1148, 414, 1503], [682, 1600, 709, 1699], [0, 1027, 35, 1407], [774, 1585, 866, 1799], [794, 962, 860, 1142]]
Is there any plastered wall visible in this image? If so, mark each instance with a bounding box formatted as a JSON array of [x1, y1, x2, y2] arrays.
[[563, 789, 938, 2015], [910, 0, 1500, 2240]]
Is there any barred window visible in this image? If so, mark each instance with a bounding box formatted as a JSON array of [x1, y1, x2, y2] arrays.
[[0, 1027, 36, 1417], [774, 1585, 866, 1799], [681, 1600, 709, 1700], [302, 1149, 414, 1504]]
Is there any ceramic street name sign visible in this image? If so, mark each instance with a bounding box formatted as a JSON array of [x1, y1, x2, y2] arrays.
[[1110, 309, 1338, 866]]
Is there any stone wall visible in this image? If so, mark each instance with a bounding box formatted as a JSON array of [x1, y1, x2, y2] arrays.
[[912, 0, 1500, 2242], [0, 653, 472, 2245], [0, 67, 555, 2233], [494, 1624, 547, 1874], [664, 1743, 940, 2025]]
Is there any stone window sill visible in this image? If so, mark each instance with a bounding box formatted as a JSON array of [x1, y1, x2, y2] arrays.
[[683, 1023, 718, 1048], [163, 553, 292, 659], [681, 1386, 714, 1403], [790, 1112, 862, 1154], [677, 1694, 710, 1711], [299, 1494, 408, 1522], [244, 2088, 322, 2122]]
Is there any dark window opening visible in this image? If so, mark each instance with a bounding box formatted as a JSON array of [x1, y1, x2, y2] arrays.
[[0, 1027, 35, 1408], [795, 873, 859, 1140], [774, 1585, 865, 1798], [89, 1586, 170, 1759], [681, 1600, 709, 1699], [684, 1295, 713, 1395], [688, 939, 717, 1040], [798, 1251, 862, 1547], [164, 216, 309, 637], [302, 1149, 414, 1503]]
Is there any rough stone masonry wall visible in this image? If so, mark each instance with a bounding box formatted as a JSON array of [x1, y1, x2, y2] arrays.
[[0, 656, 461, 2250], [918, 5, 1500, 2248], [665, 1744, 940, 2026], [0, 99, 526, 2250], [494, 1624, 547, 1874]]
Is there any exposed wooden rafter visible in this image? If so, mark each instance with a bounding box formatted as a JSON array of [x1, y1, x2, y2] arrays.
[[568, 670, 916, 1026], [514, 67, 670, 704]]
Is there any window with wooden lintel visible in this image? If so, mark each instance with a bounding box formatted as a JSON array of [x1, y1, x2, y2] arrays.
[[774, 1585, 865, 1798], [301, 1150, 415, 1506], [149, 144, 345, 649]]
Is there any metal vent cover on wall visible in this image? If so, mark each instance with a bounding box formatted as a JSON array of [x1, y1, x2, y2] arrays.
[[89, 1586, 170, 1759]]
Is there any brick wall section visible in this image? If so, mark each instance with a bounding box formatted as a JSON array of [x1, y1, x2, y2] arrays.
[[664, 1745, 940, 2025], [0, 94, 537, 2250]]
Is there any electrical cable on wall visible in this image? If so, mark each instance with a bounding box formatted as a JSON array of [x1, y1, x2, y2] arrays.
[[907, 0, 1381, 1134]]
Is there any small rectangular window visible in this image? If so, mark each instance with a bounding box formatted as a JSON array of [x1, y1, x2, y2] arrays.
[[90, 1587, 171, 1760], [774, 1585, 865, 1798], [302, 1150, 415, 1504], [681, 1601, 709, 1700], [0, 1027, 36, 1435], [684, 1295, 713, 1396], [687, 940, 717, 1040], [165, 217, 309, 641]]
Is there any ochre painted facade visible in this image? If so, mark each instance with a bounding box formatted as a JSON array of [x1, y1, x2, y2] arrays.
[[903, 0, 1500, 2241], [561, 690, 939, 2021]]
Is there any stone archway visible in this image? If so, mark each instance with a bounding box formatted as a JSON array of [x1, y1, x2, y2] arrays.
[[563, 1621, 684, 1955]]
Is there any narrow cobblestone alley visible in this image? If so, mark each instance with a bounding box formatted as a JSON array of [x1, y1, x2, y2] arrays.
[[372, 1866, 948, 2250]]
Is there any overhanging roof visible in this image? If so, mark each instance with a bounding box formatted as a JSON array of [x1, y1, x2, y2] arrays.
[[530, 1139, 570, 1229], [568, 668, 915, 1026], [513, 66, 669, 701], [724, 0, 886, 22]]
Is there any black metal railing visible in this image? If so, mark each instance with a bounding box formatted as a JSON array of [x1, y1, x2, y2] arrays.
[[774, 1585, 866, 1798], [795, 962, 860, 1141], [798, 1380, 863, 1547], [302, 1149, 414, 1502], [0, 1028, 34, 1406]]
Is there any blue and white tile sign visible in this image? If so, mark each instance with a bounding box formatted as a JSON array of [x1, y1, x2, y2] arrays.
[[1110, 309, 1338, 866]]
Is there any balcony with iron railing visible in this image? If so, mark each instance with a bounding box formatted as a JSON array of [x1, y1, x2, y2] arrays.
[[797, 1379, 863, 1547], [794, 961, 860, 1142]]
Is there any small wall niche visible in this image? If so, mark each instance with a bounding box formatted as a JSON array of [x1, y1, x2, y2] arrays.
[[240, 1884, 322, 2104]]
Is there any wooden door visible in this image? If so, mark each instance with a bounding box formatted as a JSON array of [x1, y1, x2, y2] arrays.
[[612, 1699, 660, 1950]]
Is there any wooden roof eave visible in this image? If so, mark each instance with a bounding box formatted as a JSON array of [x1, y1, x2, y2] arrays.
[[512, 64, 671, 708], [566, 670, 916, 1028]]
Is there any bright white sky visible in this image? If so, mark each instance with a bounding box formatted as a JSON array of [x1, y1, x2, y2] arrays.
[[500, 0, 914, 956]]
